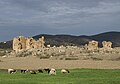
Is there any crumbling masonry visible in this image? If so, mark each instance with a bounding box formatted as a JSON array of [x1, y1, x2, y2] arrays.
[[13, 36, 45, 52], [102, 41, 112, 51], [86, 40, 98, 51], [85, 40, 112, 51]]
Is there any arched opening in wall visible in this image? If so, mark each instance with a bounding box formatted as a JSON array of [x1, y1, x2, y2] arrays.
[[30, 39, 32, 42], [18, 38, 21, 41], [18, 43, 22, 49]]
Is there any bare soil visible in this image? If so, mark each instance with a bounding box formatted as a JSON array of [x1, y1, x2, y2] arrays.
[[0, 56, 120, 69]]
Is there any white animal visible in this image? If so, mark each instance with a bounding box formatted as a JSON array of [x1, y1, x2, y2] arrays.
[[49, 68, 56, 75], [61, 69, 70, 74], [30, 70, 36, 74], [8, 69, 17, 74]]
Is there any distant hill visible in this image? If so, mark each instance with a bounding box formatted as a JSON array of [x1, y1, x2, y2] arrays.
[[33, 34, 90, 47], [33, 31, 120, 47], [0, 31, 120, 49]]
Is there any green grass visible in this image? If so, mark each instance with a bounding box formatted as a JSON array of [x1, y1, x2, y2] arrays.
[[0, 69, 120, 84]]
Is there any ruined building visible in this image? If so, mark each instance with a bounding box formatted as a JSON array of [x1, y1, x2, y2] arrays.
[[102, 41, 112, 50], [86, 40, 98, 51], [13, 36, 45, 52], [85, 40, 113, 52], [13, 36, 26, 52]]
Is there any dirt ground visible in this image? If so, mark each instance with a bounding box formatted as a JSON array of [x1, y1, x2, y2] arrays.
[[0, 56, 120, 69]]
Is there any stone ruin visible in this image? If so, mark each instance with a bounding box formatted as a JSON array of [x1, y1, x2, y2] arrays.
[[102, 41, 112, 52], [12, 36, 113, 54], [85, 40, 98, 51], [85, 40, 113, 53], [4, 37, 119, 60], [102, 41, 112, 51], [13, 36, 45, 52]]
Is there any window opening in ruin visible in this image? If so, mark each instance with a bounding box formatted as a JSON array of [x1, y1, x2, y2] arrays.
[[30, 39, 32, 42], [18, 43, 22, 49], [18, 38, 20, 41]]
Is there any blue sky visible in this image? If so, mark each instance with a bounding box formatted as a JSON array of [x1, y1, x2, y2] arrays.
[[0, 0, 120, 41]]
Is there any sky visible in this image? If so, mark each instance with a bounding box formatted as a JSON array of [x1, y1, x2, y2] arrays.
[[0, 0, 120, 41]]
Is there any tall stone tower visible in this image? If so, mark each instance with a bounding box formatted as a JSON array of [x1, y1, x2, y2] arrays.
[[13, 36, 26, 52], [38, 36, 45, 48]]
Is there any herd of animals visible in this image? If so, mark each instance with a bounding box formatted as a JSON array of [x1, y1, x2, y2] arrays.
[[7, 68, 70, 75]]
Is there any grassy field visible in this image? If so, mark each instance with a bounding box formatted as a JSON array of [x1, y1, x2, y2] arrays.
[[0, 69, 120, 84]]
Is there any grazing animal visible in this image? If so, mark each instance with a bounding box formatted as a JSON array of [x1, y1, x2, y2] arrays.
[[21, 69, 28, 74], [38, 69, 43, 73], [44, 68, 50, 73], [61, 69, 70, 74], [49, 68, 56, 75], [30, 70, 36, 74], [8, 69, 17, 74]]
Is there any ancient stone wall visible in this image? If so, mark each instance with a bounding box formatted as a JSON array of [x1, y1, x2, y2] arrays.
[[13, 36, 45, 52], [38, 36, 45, 48], [102, 41, 112, 50], [87, 40, 98, 51], [13, 36, 26, 52], [26, 37, 35, 49]]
